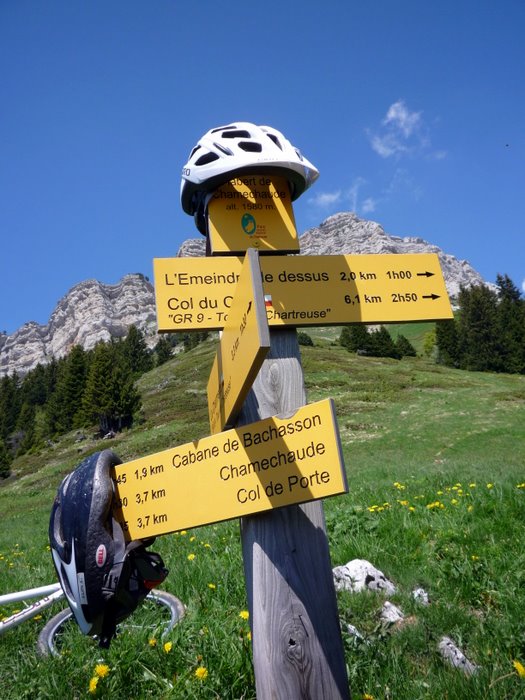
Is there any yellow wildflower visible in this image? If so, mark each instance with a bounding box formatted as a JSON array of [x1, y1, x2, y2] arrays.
[[187, 553, 196, 561], [148, 638, 157, 647], [89, 676, 99, 694], [487, 483, 494, 489], [94, 664, 110, 678], [164, 641, 173, 653], [363, 694, 375, 700], [426, 501, 445, 510], [208, 583, 216, 589], [195, 666, 208, 680], [513, 659, 525, 678], [239, 610, 250, 620]]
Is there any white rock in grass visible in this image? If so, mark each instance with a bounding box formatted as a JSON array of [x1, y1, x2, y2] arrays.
[[438, 636, 479, 676], [333, 559, 396, 595], [380, 601, 404, 624], [412, 588, 430, 606]]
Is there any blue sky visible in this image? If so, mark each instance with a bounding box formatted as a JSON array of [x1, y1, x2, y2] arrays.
[[1, 1, 524, 335]]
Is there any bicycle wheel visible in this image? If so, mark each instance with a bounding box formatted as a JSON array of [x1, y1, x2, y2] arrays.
[[37, 590, 185, 657]]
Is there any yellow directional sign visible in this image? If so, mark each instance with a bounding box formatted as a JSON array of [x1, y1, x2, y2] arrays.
[[207, 175, 299, 254], [112, 398, 348, 540], [207, 249, 270, 434], [154, 253, 453, 331]]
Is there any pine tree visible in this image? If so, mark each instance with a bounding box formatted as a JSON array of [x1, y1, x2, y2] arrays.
[[369, 326, 401, 359], [297, 331, 314, 346], [183, 332, 209, 352], [0, 439, 11, 479], [457, 284, 500, 371], [395, 334, 417, 357], [82, 343, 116, 434], [495, 274, 525, 374], [122, 325, 153, 377], [111, 361, 142, 431], [46, 346, 88, 434], [154, 336, 174, 366], [0, 374, 20, 442], [20, 363, 50, 406], [436, 319, 460, 367], [82, 342, 141, 434], [339, 325, 371, 354], [14, 402, 36, 454]]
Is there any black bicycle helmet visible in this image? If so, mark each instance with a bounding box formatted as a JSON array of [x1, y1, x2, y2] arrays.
[[49, 449, 168, 648]]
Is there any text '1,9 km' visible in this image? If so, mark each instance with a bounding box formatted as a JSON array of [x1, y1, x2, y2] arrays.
[[111, 398, 348, 540]]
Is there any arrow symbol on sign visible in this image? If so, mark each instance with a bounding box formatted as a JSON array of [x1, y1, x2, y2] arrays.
[[417, 271, 435, 277], [422, 293, 441, 300]]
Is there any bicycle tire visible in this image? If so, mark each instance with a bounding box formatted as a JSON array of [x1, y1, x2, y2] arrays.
[[37, 590, 185, 657]]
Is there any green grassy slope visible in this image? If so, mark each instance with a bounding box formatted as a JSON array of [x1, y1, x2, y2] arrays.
[[1, 339, 524, 699]]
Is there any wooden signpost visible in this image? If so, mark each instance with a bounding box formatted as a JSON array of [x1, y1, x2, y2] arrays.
[[113, 168, 453, 699]]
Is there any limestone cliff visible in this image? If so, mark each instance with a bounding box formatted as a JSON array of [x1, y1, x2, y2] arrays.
[[1, 212, 494, 377]]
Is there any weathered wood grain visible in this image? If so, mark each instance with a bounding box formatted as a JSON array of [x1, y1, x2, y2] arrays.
[[237, 329, 350, 699]]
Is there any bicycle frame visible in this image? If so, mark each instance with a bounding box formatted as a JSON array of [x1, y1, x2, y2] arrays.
[[0, 583, 64, 634]]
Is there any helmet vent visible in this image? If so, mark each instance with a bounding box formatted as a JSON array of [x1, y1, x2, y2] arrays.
[[211, 124, 236, 133], [222, 129, 251, 139], [214, 142, 233, 156], [195, 152, 220, 166], [266, 133, 283, 150], [238, 141, 262, 153]]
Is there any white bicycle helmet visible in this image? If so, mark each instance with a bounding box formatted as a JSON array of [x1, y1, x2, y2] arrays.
[[49, 450, 168, 648], [180, 122, 319, 218]]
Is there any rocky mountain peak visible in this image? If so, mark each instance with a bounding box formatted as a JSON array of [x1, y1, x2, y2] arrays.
[[1, 212, 493, 377], [0, 273, 156, 377], [178, 211, 491, 300]]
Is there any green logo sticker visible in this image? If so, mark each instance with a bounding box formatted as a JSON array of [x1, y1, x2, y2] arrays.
[[241, 213, 256, 235]]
